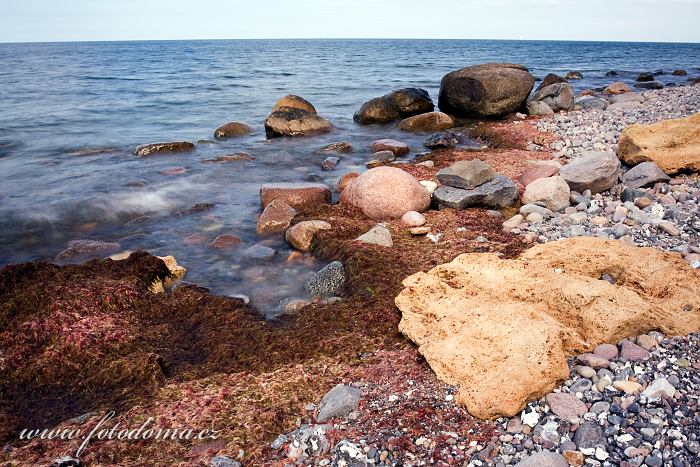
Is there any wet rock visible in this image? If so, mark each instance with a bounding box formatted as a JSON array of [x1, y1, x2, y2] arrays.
[[672, 69, 688, 76], [209, 234, 242, 249], [174, 202, 215, 217], [514, 451, 568, 467], [337, 172, 359, 193], [264, 95, 332, 137], [521, 176, 570, 212], [285, 220, 332, 252], [305, 261, 345, 297], [436, 159, 495, 190], [398, 111, 454, 132], [438, 63, 535, 117], [636, 72, 654, 82], [424, 130, 469, 149], [201, 152, 254, 163], [622, 161, 671, 189], [365, 150, 395, 168], [214, 121, 252, 138], [134, 141, 195, 157], [318, 141, 353, 153], [618, 113, 700, 174], [634, 81, 663, 90], [56, 239, 122, 261], [433, 174, 518, 209], [257, 199, 297, 235], [529, 82, 575, 112], [243, 244, 277, 263], [566, 71, 583, 80], [316, 384, 362, 422], [354, 88, 434, 124], [259, 182, 331, 209], [341, 167, 431, 220], [321, 156, 339, 171], [356, 224, 393, 247], [559, 151, 621, 194], [371, 139, 409, 156]]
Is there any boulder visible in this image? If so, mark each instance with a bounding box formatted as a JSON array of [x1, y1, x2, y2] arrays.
[[265, 95, 331, 137], [256, 199, 297, 235], [618, 112, 700, 174], [260, 182, 331, 209], [438, 63, 535, 117], [395, 237, 700, 419], [559, 151, 621, 194], [371, 139, 409, 156], [354, 88, 434, 124], [436, 159, 495, 190], [535, 73, 568, 92], [521, 176, 570, 211], [565, 71, 583, 80], [341, 167, 431, 220], [636, 72, 654, 82], [605, 82, 632, 94], [622, 162, 670, 189], [214, 121, 252, 138], [134, 141, 195, 157], [672, 69, 687, 76], [285, 220, 332, 252], [529, 82, 575, 112], [433, 175, 518, 209], [398, 112, 454, 132], [305, 261, 345, 297], [337, 172, 359, 192], [634, 81, 663, 90], [526, 100, 554, 116]]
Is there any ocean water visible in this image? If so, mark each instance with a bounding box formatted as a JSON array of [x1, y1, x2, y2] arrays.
[[0, 39, 698, 316]]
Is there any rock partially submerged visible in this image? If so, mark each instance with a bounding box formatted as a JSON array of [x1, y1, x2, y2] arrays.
[[398, 112, 454, 133], [134, 141, 195, 157], [354, 88, 434, 124], [214, 121, 252, 138], [395, 237, 700, 419], [264, 95, 332, 137], [260, 182, 331, 209], [618, 112, 700, 174], [438, 63, 535, 118]]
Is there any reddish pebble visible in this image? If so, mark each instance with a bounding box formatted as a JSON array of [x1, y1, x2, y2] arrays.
[[183, 233, 208, 246], [371, 139, 409, 156], [620, 339, 650, 362], [593, 343, 619, 360], [209, 234, 242, 249], [160, 166, 187, 175], [518, 165, 559, 187]]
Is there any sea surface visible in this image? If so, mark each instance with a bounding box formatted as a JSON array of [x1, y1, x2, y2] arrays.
[[0, 39, 699, 316]]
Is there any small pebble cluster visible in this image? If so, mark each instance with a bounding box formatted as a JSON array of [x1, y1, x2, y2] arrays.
[[536, 86, 700, 158]]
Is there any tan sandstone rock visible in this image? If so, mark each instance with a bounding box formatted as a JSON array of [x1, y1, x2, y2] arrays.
[[285, 220, 332, 252], [618, 112, 700, 174], [395, 237, 700, 419]]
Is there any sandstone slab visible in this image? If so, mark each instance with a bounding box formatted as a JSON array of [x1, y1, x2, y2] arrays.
[[395, 238, 700, 419]]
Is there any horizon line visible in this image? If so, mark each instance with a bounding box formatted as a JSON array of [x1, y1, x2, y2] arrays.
[[1, 37, 699, 46]]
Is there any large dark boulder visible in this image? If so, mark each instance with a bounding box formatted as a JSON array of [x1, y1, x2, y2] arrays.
[[438, 63, 535, 118], [354, 88, 434, 124], [264, 95, 332, 137]]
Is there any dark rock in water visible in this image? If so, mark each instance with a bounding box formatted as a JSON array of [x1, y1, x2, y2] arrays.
[[317, 383, 362, 422], [354, 88, 434, 124], [56, 239, 121, 261], [365, 150, 395, 168], [318, 141, 353, 153], [634, 81, 663, 90], [424, 131, 469, 149], [565, 71, 583, 80], [214, 121, 252, 138], [605, 70, 619, 77], [672, 69, 688, 76], [134, 141, 195, 157], [438, 63, 535, 118], [272, 94, 317, 113], [174, 203, 215, 217], [243, 243, 277, 263], [321, 156, 340, 171], [654, 69, 665, 76], [636, 72, 655, 82], [264, 106, 332, 137], [433, 174, 518, 209], [573, 421, 606, 449], [305, 261, 345, 297], [437, 160, 495, 190], [398, 111, 454, 133], [50, 456, 82, 467], [201, 152, 254, 163], [535, 73, 568, 92], [622, 162, 670, 189], [529, 82, 575, 112]]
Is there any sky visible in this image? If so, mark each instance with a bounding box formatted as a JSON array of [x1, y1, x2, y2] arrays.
[[1, 0, 699, 43]]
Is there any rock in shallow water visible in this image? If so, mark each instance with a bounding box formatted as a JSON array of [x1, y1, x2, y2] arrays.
[[214, 121, 252, 138], [285, 220, 332, 252], [134, 141, 195, 157], [354, 88, 434, 124], [259, 182, 331, 209], [257, 199, 297, 235], [433, 174, 518, 209], [305, 261, 345, 297]]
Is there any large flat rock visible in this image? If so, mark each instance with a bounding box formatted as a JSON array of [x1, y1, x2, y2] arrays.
[[395, 238, 700, 419]]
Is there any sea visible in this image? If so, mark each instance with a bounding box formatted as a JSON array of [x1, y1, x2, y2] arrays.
[[0, 39, 698, 316]]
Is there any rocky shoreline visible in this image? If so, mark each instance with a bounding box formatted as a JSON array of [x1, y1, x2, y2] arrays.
[[1, 64, 699, 467]]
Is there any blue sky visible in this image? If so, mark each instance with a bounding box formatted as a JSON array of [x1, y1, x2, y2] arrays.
[[1, 0, 699, 43]]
